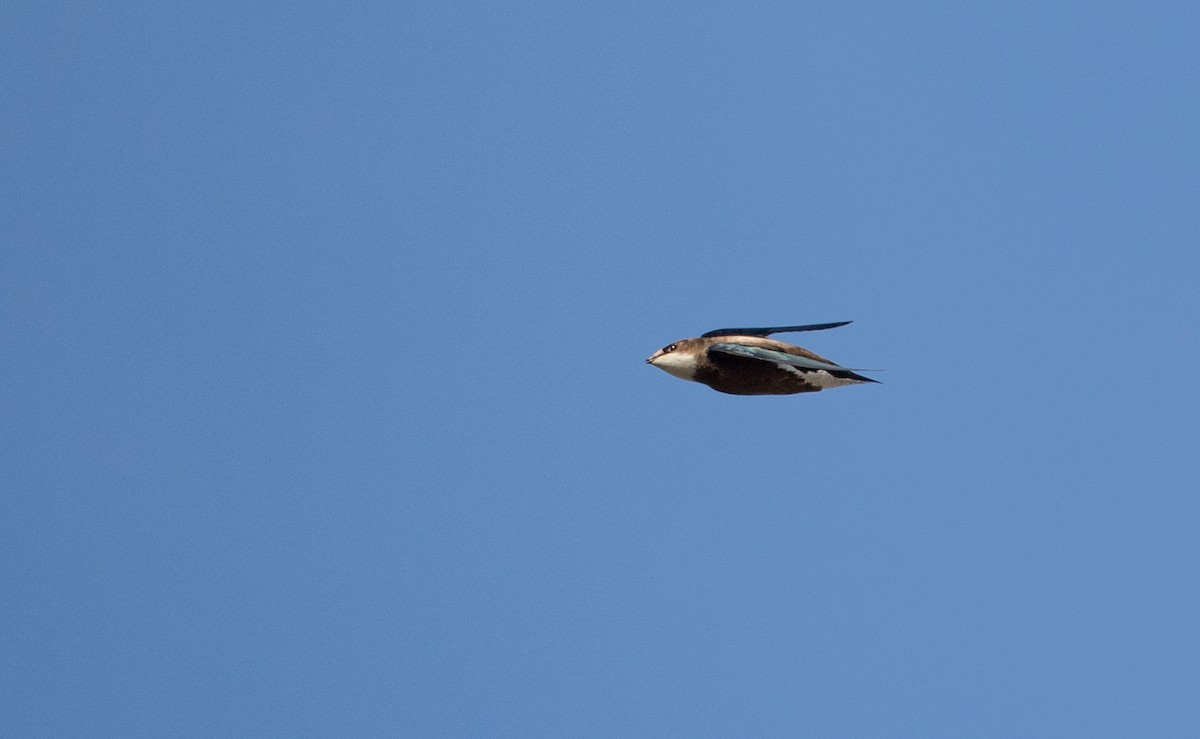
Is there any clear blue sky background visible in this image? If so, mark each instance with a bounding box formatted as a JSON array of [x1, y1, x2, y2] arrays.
[[4, 2, 1199, 736]]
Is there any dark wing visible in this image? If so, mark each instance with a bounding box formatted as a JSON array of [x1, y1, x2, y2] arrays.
[[700, 321, 851, 338], [708, 343, 855, 372]]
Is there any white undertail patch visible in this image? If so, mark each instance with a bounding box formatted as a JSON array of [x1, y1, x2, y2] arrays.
[[776, 363, 860, 388]]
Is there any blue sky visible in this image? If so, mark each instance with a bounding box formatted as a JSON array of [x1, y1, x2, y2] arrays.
[[3, 2, 1199, 736]]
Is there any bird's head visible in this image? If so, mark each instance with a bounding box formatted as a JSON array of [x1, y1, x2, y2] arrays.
[[646, 338, 701, 380]]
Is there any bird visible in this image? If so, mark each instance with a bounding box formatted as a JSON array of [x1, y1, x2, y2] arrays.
[[646, 321, 878, 395]]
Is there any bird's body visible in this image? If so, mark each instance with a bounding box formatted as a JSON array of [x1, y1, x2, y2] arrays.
[[646, 321, 877, 396]]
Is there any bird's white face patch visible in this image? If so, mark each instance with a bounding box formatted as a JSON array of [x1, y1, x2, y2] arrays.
[[649, 350, 698, 381]]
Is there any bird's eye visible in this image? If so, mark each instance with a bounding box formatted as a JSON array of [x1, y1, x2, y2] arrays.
[[664, 344, 677, 353]]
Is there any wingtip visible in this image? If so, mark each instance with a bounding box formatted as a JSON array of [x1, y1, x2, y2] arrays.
[[700, 320, 854, 338]]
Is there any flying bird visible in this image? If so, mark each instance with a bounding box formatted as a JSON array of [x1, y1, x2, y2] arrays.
[[646, 321, 878, 395]]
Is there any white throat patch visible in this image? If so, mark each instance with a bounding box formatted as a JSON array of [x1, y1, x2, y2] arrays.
[[651, 351, 699, 381]]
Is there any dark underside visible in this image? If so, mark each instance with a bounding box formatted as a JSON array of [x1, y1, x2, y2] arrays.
[[695, 351, 877, 395], [696, 353, 822, 395]]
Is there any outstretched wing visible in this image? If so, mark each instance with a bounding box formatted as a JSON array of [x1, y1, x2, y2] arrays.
[[701, 321, 851, 338], [708, 343, 880, 382]]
